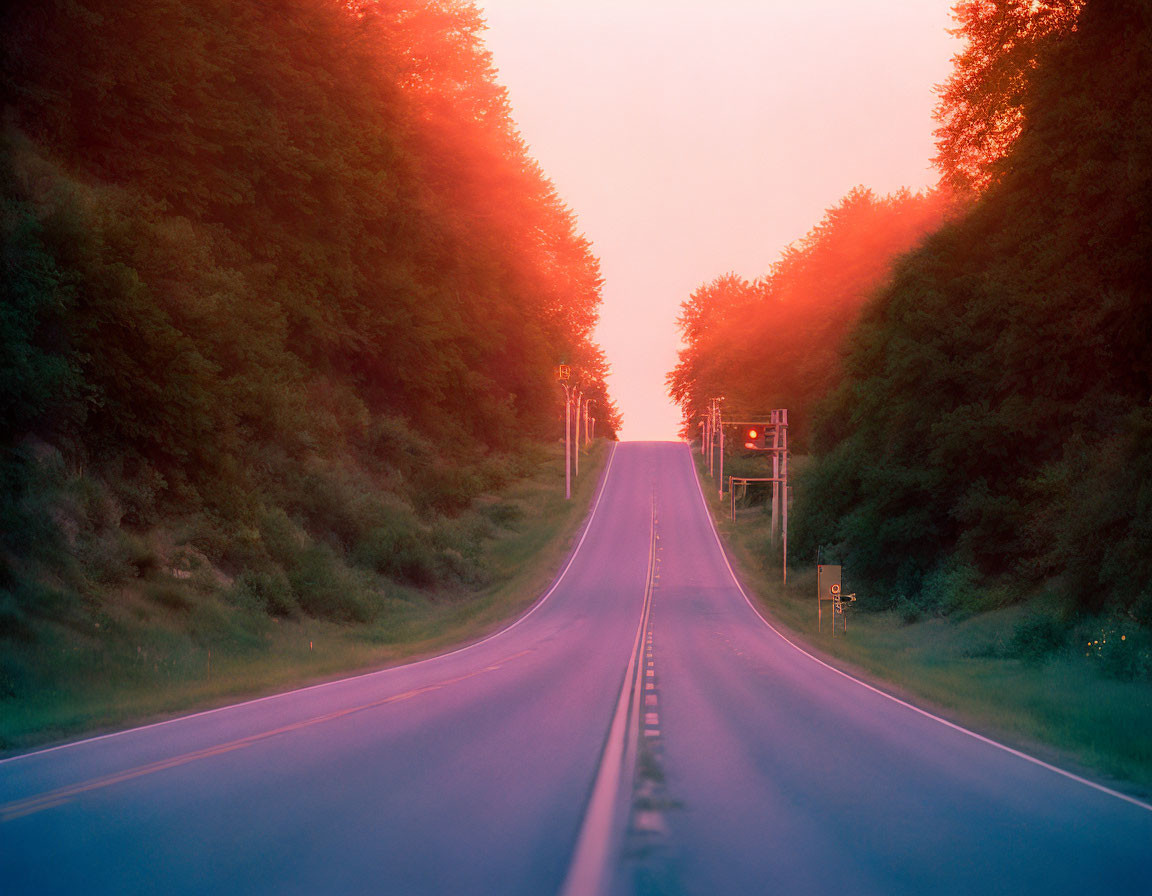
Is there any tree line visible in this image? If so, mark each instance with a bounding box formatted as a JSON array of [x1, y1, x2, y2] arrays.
[[667, 187, 954, 450], [671, 0, 1151, 636], [0, 0, 619, 630]]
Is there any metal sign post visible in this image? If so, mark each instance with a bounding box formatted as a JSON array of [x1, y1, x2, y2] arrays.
[[817, 564, 841, 633], [817, 563, 856, 635]]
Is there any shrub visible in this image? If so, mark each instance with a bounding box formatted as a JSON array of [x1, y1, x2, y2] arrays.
[[480, 500, 523, 528], [1084, 618, 1152, 681], [229, 568, 297, 617], [145, 580, 193, 612], [1009, 615, 1067, 663], [288, 544, 375, 623], [352, 503, 437, 585], [412, 463, 482, 514]]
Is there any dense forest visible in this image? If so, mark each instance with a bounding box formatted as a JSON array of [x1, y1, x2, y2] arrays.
[[667, 187, 954, 448], [0, 0, 619, 646], [672, 0, 1151, 646]]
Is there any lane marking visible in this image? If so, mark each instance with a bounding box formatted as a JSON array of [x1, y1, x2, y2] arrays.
[[559, 496, 658, 896], [685, 443, 1152, 815], [1, 650, 534, 822], [0, 445, 619, 768]]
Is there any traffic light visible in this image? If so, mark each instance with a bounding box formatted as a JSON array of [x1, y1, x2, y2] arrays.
[[742, 426, 767, 450]]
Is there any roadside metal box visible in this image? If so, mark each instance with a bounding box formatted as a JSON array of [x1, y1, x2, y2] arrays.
[[817, 564, 841, 603]]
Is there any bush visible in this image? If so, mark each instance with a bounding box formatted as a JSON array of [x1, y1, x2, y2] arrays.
[[413, 463, 482, 514], [288, 544, 375, 624], [894, 594, 922, 624], [918, 560, 982, 617], [352, 503, 437, 585], [1009, 615, 1067, 663], [145, 580, 193, 612], [1083, 618, 1152, 681], [229, 568, 297, 617], [480, 499, 523, 528], [120, 532, 162, 578]]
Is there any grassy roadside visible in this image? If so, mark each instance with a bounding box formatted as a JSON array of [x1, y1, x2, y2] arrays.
[[693, 446, 1152, 797], [1, 441, 611, 754]]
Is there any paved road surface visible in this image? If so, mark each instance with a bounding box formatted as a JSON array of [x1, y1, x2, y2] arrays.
[[3, 442, 1150, 894], [611, 443, 1152, 895]]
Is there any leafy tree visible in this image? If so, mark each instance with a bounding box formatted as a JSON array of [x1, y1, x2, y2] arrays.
[[0, 0, 619, 622], [668, 189, 951, 447], [934, 0, 1082, 193], [797, 0, 1152, 616]]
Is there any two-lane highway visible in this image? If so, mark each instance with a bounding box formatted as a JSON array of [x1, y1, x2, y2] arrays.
[[2, 443, 652, 895], [612, 443, 1152, 894], [4, 442, 1151, 895]]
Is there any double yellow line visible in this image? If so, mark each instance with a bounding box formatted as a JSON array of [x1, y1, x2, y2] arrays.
[[559, 497, 657, 896], [1, 649, 532, 822]]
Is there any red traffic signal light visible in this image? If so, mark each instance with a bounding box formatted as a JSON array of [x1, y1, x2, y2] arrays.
[[743, 426, 767, 450]]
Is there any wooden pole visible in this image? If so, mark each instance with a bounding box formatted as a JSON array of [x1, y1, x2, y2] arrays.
[[770, 410, 780, 545], [782, 409, 789, 584]]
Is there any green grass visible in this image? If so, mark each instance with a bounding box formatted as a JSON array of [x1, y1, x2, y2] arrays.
[[1, 441, 610, 753], [694, 445, 1152, 798]]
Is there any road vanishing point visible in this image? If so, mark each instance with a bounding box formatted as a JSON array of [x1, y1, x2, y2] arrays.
[[3, 442, 1151, 894]]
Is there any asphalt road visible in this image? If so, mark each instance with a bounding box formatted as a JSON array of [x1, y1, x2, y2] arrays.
[[3, 442, 1151, 895]]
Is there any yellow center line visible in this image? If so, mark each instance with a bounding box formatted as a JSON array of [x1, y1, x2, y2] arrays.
[[1, 648, 533, 822], [558, 495, 658, 896]]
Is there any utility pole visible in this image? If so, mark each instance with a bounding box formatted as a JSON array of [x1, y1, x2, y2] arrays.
[[557, 365, 572, 500], [729, 408, 789, 582], [771, 409, 780, 545], [573, 388, 581, 479], [717, 415, 724, 501], [708, 397, 723, 480], [781, 409, 789, 584], [700, 400, 709, 479], [707, 403, 714, 478], [564, 385, 571, 499]]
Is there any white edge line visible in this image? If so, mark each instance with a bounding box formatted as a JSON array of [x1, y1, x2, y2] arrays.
[[0, 443, 620, 767], [684, 442, 1152, 815]]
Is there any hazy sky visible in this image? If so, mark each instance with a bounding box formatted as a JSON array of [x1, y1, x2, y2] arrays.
[[478, 0, 960, 440]]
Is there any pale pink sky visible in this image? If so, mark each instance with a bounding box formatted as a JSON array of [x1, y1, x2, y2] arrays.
[[478, 0, 960, 440]]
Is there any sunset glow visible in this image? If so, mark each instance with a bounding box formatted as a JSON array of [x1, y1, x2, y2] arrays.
[[479, 0, 959, 439], [3, 2, 1151, 891]]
